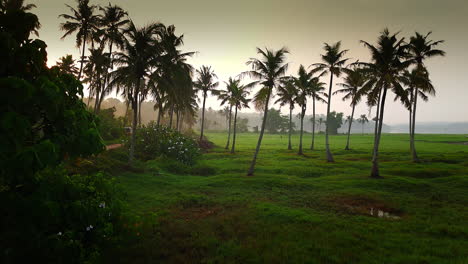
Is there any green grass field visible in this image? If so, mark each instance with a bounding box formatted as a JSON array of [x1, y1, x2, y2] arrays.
[[106, 132, 468, 264]]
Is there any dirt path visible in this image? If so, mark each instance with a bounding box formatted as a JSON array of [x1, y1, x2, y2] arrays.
[[106, 144, 123, 150]]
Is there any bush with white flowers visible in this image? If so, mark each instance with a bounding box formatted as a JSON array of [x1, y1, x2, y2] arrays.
[[131, 122, 201, 165]]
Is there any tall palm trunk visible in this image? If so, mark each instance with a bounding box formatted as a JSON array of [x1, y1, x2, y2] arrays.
[[325, 73, 335, 162], [408, 87, 413, 153], [225, 105, 233, 149], [199, 91, 207, 141], [411, 88, 420, 162], [169, 106, 174, 128], [361, 123, 364, 135], [156, 105, 163, 126], [176, 110, 180, 132], [298, 105, 305, 155], [311, 98, 316, 150], [345, 104, 356, 150], [78, 31, 87, 80], [288, 104, 293, 150], [372, 89, 383, 155], [247, 87, 272, 176], [129, 78, 141, 163], [123, 101, 129, 126], [370, 87, 388, 178], [138, 96, 142, 127], [231, 106, 238, 154]]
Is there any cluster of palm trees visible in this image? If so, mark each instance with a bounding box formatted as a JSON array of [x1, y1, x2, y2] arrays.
[[58, 0, 201, 162], [239, 30, 444, 177], [55, 1, 444, 177]]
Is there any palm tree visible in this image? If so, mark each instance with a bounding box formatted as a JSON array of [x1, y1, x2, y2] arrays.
[[1, 0, 40, 36], [242, 47, 289, 176], [311, 42, 349, 162], [59, 0, 99, 80], [55, 54, 79, 76], [229, 79, 253, 153], [360, 29, 412, 178], [335, 67, 366, 150], [292, 65, 318, 155], [194, 66, 218, 141], [407, 32, 445, 162], [110, 21, 164, 162], [218, 80, 235, 150], [98, 3, 129, 103], [309, 76, 326, 150], [0, 0, 35, 12], [357, 114, 369, 134], [149, 25, 194, 129], [83, 47, 109, 114], [275, 78, 297, 150]]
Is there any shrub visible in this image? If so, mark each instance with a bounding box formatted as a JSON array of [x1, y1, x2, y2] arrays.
[[0, 167, 123, 263], [131, 122, 201, 165], [96, 107, 124, 141]]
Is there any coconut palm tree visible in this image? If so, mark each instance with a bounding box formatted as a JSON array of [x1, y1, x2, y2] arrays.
[[110, 21, 164, 162], [275, 77, 297, 150], [242, 47, 289, 176], [59, 0, 100, 80], [357, 114, 369, 134], [229, 79, 253, 154], [55, 54, 79, 76], [292, 65, 318, 155], [0, 0, 35, 12], [194, 66, 218, 141], [83, 47, 109, 114], [309, 77, 326, 150], [335, 67, 366, 150], [311, 42, 349, 162], [407, 32, 445, 162], [149, 25, 194, 129], [359, 29, 412, 178], [218, 80, 235, 150], [97, 3, 129, 101], [1, 0, 40, 37]]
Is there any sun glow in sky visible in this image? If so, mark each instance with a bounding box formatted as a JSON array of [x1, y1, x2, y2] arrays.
[[33, 0, 468, 124]]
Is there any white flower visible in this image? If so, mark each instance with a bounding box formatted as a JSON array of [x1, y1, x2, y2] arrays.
[[58, 232, 62, 236]]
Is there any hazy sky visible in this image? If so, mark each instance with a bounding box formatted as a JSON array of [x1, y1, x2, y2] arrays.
[[32, 0, 468, 124]]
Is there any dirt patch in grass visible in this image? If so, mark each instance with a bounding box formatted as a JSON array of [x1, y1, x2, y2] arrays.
[[174, 205, 223, 220], [328, 195, 404, 219]]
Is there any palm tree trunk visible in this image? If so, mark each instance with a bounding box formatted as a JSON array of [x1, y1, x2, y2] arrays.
[[362, 123, 364, 135], [225, 105, 232, 149], [247, 87, 272, 176], [370, 87, 388, 178], [169, 106, 174, 128], [123, 101, 129, 127], [176, 110, 180, 132], [78, 32, 87, 80], [199, 92, 207, 141], [138, 96, 142, 127], [231, 106, 238, 154], [298, 105, 305, 155], [288, 104, 293, 150], [372, 89, 383, 155], [325, 73, 335, 162], [129, 78, 141, 163], [409, 88, 413, 153], [156, 104, 163, 126], [311, 98, 316, 150], [411, 88, 420, 162], [345, 104, 356, 150]]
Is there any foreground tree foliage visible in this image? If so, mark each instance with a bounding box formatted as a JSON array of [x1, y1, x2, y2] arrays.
[[0, 6, 123, 263]]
